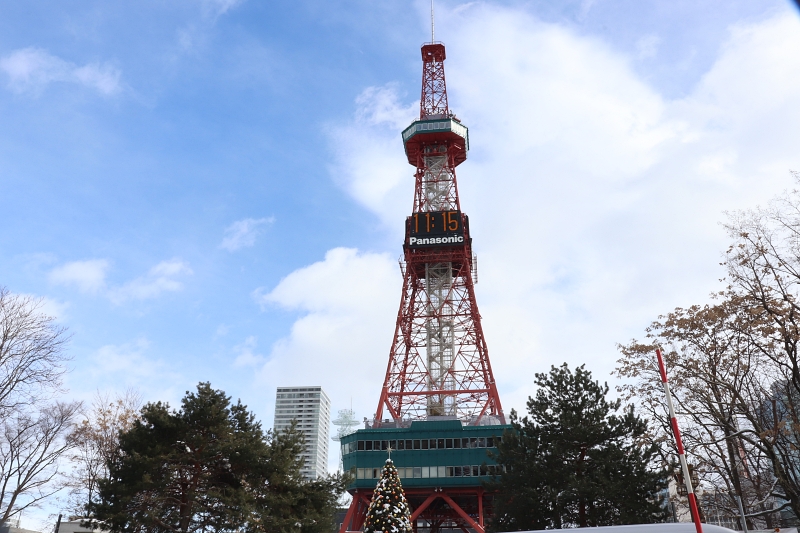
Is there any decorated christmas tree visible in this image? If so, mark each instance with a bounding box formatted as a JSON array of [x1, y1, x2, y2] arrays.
[[363, 458, 413, 533]]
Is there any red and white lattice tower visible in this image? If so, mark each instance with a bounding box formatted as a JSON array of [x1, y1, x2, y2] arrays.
[[374, 42, 504, 427]]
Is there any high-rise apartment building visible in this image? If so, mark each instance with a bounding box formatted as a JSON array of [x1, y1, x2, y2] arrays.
[[273, 386, 331, 480]]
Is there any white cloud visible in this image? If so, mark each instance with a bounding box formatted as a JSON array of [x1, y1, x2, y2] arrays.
[[220, 217, 274, 251], [176, 0, 246, 52], [83, 339, 183, 399], [201, 0, 245, 16], [257, 247, 398, 313], [579, 0, 597, 20], [49, 259, 110, 293], [73, 63, 122, 95], [13, 293, 70, 322], [49, 258, 192, 304], [313, 5, 800, 420], [36, 296, 70, 321], [253, 248, 399, 441], [91, 338, 156, 378], [326, 85, 417, 221], [232, 336, 264, 368], [636, 34, 661, 60], [109, 259, 193, 304], [0, 48, 121, 95]]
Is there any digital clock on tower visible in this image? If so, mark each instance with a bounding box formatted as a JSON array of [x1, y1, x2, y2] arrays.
[[406, 210, 465, 248]]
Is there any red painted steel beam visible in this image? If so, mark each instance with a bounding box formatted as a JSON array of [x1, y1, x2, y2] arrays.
[[478, 488, 484, 528], [375, 34, 504, 428], [410, 492, 440, 521], [387, 388, 490, 396], [338, 496, 358, 533], [352, 493, 371, 531], [338, 491, 371, 533], [440, 492, 484, 533]]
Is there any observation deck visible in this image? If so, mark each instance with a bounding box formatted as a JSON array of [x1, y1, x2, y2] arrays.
[[341, 419, 510, 490], [402, 117, 469, 166]]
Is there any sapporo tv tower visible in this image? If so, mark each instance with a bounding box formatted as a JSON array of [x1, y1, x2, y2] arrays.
[[338, 28, 511, 533]]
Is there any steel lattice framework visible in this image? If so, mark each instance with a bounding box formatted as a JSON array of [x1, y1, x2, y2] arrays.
[[420, 44, 449, 118], [343, 487, 491, 533], [374, 43, 504, 427], [339, 41, 508, 533]]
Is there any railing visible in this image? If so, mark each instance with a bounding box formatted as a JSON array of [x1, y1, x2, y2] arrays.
[[402, 118, 469, 145]]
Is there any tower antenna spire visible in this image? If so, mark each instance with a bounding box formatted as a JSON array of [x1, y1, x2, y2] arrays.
[[430, 0, 435, 42]]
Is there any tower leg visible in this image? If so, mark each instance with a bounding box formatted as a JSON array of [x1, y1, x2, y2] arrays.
[[354, 493, 371, 531], [338, 495, 357, 533], [440, 492, 483, 533], [339, 492, 371, 533], [478, 488, 484, 528]]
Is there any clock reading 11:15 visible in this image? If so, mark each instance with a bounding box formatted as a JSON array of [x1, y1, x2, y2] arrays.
[[406, 210, 466, 248], [408, 210, 464, 237]]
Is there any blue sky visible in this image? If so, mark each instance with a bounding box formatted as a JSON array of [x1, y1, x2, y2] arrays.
[[2, 0, 800, 502]]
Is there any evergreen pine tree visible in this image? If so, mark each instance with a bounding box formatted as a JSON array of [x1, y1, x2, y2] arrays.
[[488, 364, 668, 531], [363, 458, 412, 533], [88, 383, 345, 533]]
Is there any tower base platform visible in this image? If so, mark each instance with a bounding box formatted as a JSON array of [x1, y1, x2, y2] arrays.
[[338, 419, 512, 533], [340, 485, 491, 533]]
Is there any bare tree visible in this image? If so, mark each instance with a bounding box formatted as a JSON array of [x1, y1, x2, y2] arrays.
[[0, 287, 70, 416], [723, 173, 800, 520], [616, 174, 800, 527], [66, 390, 141, 516], [0, 401, 81, 524], [616, 296, 786, 529], [0, 287, 77, 523]]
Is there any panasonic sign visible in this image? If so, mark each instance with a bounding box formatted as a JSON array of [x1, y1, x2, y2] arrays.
[[408, 235, 465, 246]]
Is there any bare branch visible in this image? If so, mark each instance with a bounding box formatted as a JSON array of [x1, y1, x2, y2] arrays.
[[66, 389, 141, 516], [0, 401, 81, 523], [0, 287, 71, 416]]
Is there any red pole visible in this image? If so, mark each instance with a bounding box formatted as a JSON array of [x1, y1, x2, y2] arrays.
[[655, 346, 703, 533]]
